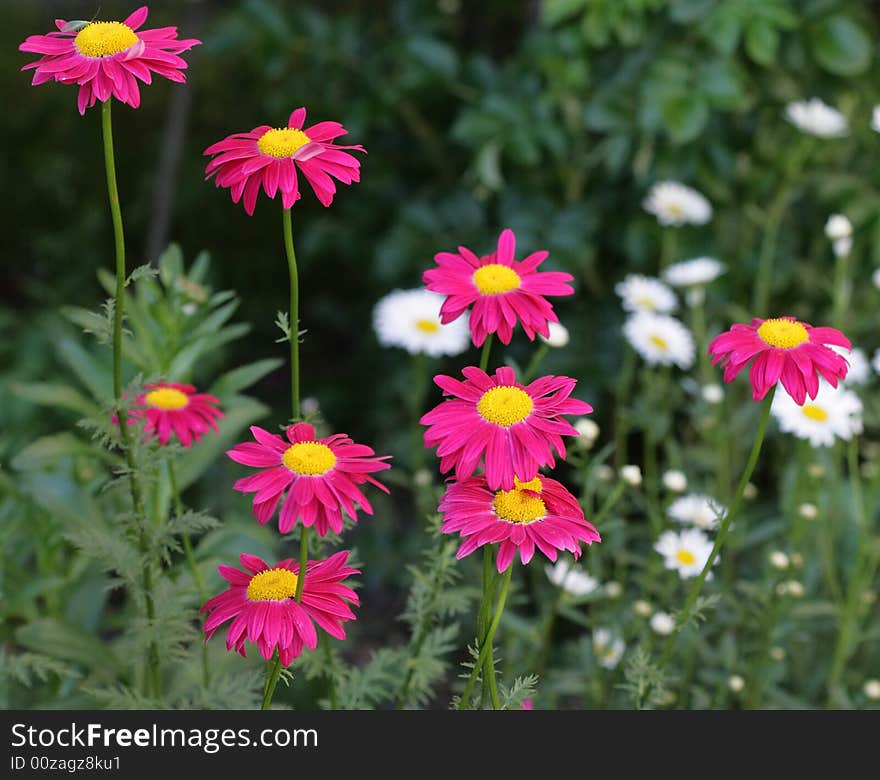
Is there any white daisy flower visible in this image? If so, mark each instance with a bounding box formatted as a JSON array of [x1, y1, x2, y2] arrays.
[[662, 470, 688, 493], [668, 494, 727, 530], [573, 418, 600, 449], [655, 528, 716, 579], [592, 628, 626, 670], [545, 559, 599, 598], [798, 502, 818, 520], [623, 312, 695, 369], [864, 679, 880, 700], [771, 381, 863, 448], [872, 268, 880, 290], [769, 551, 790, 570], [662, 257, 725, 288], [830, 345, 870, 385], [701, 384, 724, 404], [540, 321, 569, 348], [872, 106, 880, 133], [643, 180, 712, 226], [784, 98, 848, 138], [825, 214, 852, 241], [620, 465, 642, 487], [373, 288, 470, 357], [650, 612, 676, 636], [832, 236, 852, 258], [615, 274, 678, 314]]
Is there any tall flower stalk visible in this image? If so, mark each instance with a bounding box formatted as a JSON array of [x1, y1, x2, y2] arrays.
[[101, 98, 161, 698]]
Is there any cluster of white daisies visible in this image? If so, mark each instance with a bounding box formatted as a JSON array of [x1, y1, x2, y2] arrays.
[[616, 260, 724, 370]]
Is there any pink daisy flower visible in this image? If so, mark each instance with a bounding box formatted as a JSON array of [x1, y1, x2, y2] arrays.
[[423, 228, 574, 347], [201, 550, 359, 666], [19, 6, 200, 115], [227, 422, 391, 536], [420, 366, 592, 491], [708, 316, 850, 404], [203, 107, 365, 215], [128, 382, 222, 447], [438, 474, 600, 572]]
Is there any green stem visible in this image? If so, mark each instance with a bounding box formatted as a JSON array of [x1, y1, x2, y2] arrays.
[[646, 389, 775, 705], [659, 229, 677, 272], [479, 334, 494, 373], [477, 547, 498, 709], [827, 436, 869, 701], [831, 249, 851, 332], [753, 188, 790, 315], [168, 460, 209, 688], [459, 566, 513, 710], [283, 206, 300, 421], [613, 348, 637, 470], [101, 99, 160, 700], [523, 343, 550, 383], [261, 654, 283, 710]]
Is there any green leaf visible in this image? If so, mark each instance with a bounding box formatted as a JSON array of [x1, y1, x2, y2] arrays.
[[745, 18, 779, 66], [811, 14, 871, 76], [15, 618, 123, 674], [11, 382, 99, 417], [54, 337, 109, 403], [209, 358, 283, 398], [158, 243, 184, 288], [11, 433, 117, 471], [543, 0, 588, 27], [661, 94, 709, 143]]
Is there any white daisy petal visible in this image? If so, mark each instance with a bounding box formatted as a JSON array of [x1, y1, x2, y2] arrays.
[[668, 494, 727, 530], [654, 528, 716, 579], [623, 312, 695, 369], [662, 257, 725, 288], [643, 180, 712, 226], [785, 98, 848, 138], [771, 380, 863, 448], [373, 288, 470, 357], [615, 274, 678, 314]]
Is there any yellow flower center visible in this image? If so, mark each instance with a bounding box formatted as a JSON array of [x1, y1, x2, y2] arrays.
[[493, 477, 546, 524], [636, 297, 656, 310], [282, 441, 336, 475], [472, 264, 522, 295], [649, 335, 668, 350], [477, 386, 533, 427], [666, 204, 685, 217], [246, 568, 298, 601], [74, 22, 138, 58], [257, 127, 312, 159], [416, 319, 440, 333], [144, 387, 189, 410], [676, 549, 696, 566], [757, 318, 809, 349], [802, 404, 828, 422]]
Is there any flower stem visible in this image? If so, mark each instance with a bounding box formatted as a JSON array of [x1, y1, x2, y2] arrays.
[[613, 347, 636, 470], [167, 459, 209, 688], [645, 389, 775, 706], [477, 547, 498, 708], [459, 565, 513, 710], [752, 187, 790, 315], [479, 334, 494, 373], [659, 229, 677, 271], [101, 99, 161, 700], [282, 206, 300, 421], [261, 654, 283, 710], [523, 342, 550, 382], [831, 249, 851, 332]]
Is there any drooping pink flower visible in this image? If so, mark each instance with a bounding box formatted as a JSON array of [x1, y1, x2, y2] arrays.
[[708, 316, 850, 403], [128, 382, 222, 447], [19, 6, 200, 115], [438, 474, 600, 572], [201, 550, 359, 666], [423, 228, 574, 347], [227, 422, 391, 536], [203, 107, 365, 214], [420, 366, 592, 490]]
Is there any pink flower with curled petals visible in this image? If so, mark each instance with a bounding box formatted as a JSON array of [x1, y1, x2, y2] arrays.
[[708, 316, 850, 404], [439, 474, 600, 572], [201, 551, 359, 666], [19, 6, 200, 114], [227, 422, 391, 536], [420, 366, 592, 490], [423, 229, 574, 347], [203, 107, 365, 214], [126, 382, 222, 448]]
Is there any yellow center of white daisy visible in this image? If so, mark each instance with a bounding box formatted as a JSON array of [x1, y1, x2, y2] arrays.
[[493, 477, 546, 524], [247, 568, 298, 601], [802, 404, 828, 422], [637, 297, 656, 310], [757, 318, 809, 349], [257, 127, 311, 159], [282, 441, 336, 475], [649, 335, 668, 350], [477, 386, 533, 427], [473, 264, 521, 295], [74, 22, 138, 58], [416, 319, 440, 333], [676, 549, 696, 566], [144, 387, 189, 410]]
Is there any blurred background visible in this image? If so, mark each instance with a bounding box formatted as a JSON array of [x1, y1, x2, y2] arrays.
[[4, 0, 880, 708]]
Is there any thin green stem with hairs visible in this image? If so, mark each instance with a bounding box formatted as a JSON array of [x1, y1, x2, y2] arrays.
[[101, 98, 161, 699]]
